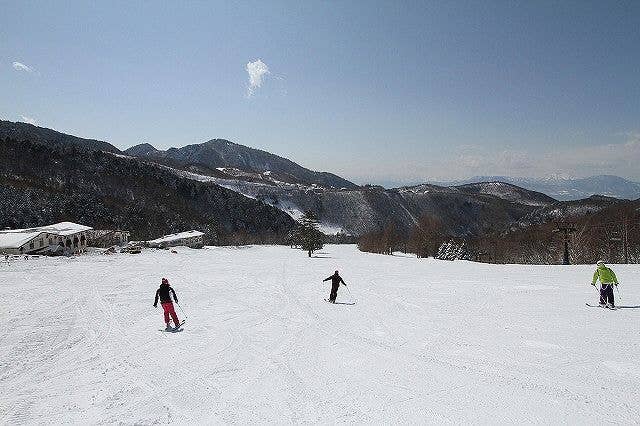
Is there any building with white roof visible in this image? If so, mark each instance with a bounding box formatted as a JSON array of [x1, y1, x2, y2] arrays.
[[146, 230, 204, 249], [0, 222, 93, 255]]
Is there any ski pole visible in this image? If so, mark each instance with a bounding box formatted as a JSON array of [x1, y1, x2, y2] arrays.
[[591, 283, 601, 304], [344, 284, 356, 303], [615, 285, 621, 302], [176, 301, 188, 319]]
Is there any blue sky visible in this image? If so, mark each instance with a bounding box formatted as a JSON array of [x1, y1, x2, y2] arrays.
[[2, 1, 639, 185]]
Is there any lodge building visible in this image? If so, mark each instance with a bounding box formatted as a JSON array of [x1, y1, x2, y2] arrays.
[[0, 222, 93, 255]]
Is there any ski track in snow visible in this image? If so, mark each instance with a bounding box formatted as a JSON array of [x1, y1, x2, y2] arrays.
[[1, 245, 639, 424]]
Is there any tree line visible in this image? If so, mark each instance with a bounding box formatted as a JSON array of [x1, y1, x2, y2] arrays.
[[357, 214, 449, 258], [356, 209, 640, 265]]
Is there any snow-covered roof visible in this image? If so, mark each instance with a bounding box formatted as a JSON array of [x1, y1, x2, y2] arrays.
[[0, 231, 43, 249], [0, 222, 93, 249], [40, 222, 93, 236], [147, 230, 204, 244]]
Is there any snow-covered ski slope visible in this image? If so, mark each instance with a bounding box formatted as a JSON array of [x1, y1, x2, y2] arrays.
[[1, 245, 639, 424]]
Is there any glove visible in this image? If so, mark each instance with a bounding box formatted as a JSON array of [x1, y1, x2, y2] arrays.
[[590, 282, 596, 286], [615, 283, 618, 287], [153, 304, 157, 308]]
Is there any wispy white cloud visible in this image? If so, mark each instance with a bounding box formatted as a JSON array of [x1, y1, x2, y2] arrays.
[[19, 115, 38, 125], [622, 131, 640, 148], [245, 59, 270, 98], [12, 61, 34, 73]]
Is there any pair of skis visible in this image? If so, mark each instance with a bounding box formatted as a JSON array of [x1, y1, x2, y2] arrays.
[[324, 299, 356, 305], [160, 320, 186, 332], [324, 282, 357, 305], [585, 303, 617, 310]]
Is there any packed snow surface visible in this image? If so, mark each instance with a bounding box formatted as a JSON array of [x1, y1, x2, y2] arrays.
[[1, 245, 639, 423]]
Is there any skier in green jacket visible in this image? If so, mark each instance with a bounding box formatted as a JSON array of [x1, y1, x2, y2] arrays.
[[591, 260, 619, 307]]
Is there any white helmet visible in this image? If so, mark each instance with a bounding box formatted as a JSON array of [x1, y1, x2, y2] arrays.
[[596, 260, 605, 266]]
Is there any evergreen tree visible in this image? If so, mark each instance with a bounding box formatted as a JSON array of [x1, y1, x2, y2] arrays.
[[297, 210, 324, 257], [436, 239, 472, 261]]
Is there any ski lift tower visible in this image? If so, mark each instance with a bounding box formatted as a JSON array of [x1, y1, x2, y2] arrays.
[[611, 217, 633, 264], [609, 227, 623, 264], [553, 222, 577, 265]]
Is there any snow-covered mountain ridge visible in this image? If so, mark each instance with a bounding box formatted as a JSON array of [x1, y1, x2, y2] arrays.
[[159, 162, 632, 238], [125, 139, 357, 190], [161, 164, 584, 237], [0, 121, 295, 241], [122, 137, 632, 236]]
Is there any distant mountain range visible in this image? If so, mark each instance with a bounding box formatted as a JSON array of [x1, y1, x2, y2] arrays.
[[428, 175, 640, 201], [1, 120, 637, 241], [122, 139, 628, 237]]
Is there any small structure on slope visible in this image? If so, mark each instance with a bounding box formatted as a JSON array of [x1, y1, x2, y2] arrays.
[[146, 230, 204, 249], [0, 222, 93, 255], [87, 230, 131, 248]]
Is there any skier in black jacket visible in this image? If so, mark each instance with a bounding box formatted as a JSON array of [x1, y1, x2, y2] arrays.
[[153, 278, 181, 330], [323, 270, 346, 303]]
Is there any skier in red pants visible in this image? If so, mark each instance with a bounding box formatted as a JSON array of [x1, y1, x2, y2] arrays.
[[153, 278, 181, 330]]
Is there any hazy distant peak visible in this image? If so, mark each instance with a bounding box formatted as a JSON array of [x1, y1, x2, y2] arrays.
[[429, 175, 640, 201]]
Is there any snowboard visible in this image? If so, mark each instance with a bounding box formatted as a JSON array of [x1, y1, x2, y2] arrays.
[[585, 303, 617, 310], [325, 299, 356, 305]]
